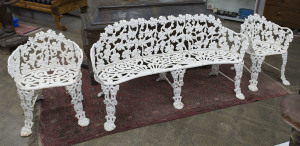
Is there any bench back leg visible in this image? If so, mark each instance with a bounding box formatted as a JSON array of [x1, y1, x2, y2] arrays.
[[234, 61, 245, 100]]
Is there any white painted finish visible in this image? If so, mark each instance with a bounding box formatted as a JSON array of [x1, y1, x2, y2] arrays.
[[91, 14, 249, 131], [241, 14, 293, 91], [7, 30, 90, 136]]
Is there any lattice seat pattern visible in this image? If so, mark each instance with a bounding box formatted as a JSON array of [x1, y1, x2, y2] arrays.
[[91, 14, 248, 131], [98, 50, 240, 85], [18, 67, 78, 90], [7, 30, 90, 137], [241, 14, 293, 92]]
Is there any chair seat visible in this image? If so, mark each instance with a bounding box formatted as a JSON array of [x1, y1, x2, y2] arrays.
[[96, 49, 240, 85], [249, 41, 286, 56], [17, 67, 79, 90]]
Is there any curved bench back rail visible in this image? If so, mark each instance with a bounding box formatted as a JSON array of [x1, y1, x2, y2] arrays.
[[91, 14, 248, 85], [8, 29, 83, 83], [241, 14, 293, 55]]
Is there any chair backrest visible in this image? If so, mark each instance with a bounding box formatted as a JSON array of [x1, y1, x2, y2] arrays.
[[91, 14, 247, 72], [241, 14, 293, 44], [8, 29, 83, 81]]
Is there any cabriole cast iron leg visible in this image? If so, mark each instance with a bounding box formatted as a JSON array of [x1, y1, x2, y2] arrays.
[[249, 55, 265, 92], [17, 88, 37, 137], [234, 61, 245, 100], [171, 69, 186, 109], [281, 52, 290, 85], [101, 84, 119, 131], [65, 71, 90, 127]]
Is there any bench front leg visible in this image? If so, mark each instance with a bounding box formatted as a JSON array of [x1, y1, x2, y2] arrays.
[[101, 84, 119, 131], [171, 69, 186, 109], [234, 61, 245, 100]]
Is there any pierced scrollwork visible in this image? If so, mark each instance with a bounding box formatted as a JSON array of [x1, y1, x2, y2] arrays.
[[241, 14, 293, 56], [8, 29, 83, 90], [91, 14, 248, 85], [8, 29, 89, 137], [241, 14, 293, 90], [91, 14, 248, 131]]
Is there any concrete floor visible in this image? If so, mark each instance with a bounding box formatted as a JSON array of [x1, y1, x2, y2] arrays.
[[0, 1, 300, 145]]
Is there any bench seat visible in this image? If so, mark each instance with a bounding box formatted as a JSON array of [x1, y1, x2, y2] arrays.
[[91, 14, 248, 131], [96, 49, 240, 85]]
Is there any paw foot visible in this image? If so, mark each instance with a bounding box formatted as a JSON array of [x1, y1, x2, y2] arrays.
[[173, 101, 184, 109], [21, 127, 32, 137], [78, 118, 90, 127], [282, 80, 290, 86], [248, 85, 258, 92], [104, 122, 116, 131], [236, 93, 245, 100]]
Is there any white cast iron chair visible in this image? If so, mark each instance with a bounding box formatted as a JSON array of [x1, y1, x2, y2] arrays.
[[241, 14, 293, 91], [7, 30, 90, 136]]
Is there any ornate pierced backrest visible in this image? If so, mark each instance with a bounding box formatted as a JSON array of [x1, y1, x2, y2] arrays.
[[90, 15, 188, 72], [8, 30, 83, 81], [186, 14, 223, 50], [91, 14, 247, 72], [241, 14, 293, 47]]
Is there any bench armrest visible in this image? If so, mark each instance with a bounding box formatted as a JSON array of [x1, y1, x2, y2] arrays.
[[226, 29, 249, 61]]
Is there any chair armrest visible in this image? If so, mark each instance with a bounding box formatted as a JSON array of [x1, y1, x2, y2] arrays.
[[8, 48, 22, 82], [275, 25, 294, 49]]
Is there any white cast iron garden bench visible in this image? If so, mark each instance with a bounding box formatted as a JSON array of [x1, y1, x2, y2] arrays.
[[91, 14, 249, 131], [241, 14, 294, 92]]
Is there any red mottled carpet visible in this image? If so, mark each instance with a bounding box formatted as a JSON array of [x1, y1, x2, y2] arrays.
[[40, 64, 289, 146], [15, 24, 39, 35]]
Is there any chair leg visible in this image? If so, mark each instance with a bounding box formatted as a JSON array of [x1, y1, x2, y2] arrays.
[[17, 88, 37, 137], [281, 52, 290, 85], [249, 55, 265, 92], [171, 69, 186, 109], [51, 14, 67, 31], [234, 61, 245, 100], [209, 64, 219, 76], [101, 84, 119, 131], [65, 71, 90, 127]]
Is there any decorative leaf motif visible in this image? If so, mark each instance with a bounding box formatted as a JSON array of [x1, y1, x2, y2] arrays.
[[241, 13, 293, 56], [7, 29, 83, 89], [91, 14, 248, 85]]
